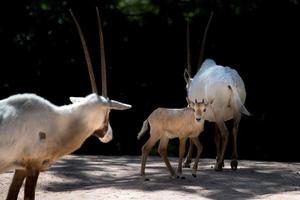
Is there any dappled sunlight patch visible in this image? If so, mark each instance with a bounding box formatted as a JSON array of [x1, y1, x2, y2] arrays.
[[1, 155, 300, 199]]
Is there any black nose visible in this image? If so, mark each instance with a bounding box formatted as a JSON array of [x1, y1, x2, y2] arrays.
[[196, 118, 201, 122]]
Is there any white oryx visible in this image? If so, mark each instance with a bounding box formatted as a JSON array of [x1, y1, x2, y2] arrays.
[[0, 8, 131, 200], [185, 58, 250, 171]]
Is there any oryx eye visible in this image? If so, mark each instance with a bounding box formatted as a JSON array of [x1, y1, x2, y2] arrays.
[[203, 108, 206, 112]]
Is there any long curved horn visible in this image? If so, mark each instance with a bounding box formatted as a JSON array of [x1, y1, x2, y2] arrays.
[[96, 7, 107, 97], [70, 9, 98, 94], [197, 11, 214, 68], [186, 18, 191, 76]]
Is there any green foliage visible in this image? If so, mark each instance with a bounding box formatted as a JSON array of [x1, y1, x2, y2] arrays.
[[116, 0, 159, 23]]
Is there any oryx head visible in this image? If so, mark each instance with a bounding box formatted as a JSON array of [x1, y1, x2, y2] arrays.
[[70, 8, 131, 143]]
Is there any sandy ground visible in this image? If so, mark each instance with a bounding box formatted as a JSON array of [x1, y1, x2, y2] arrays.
[[0, 155, 300, 200]]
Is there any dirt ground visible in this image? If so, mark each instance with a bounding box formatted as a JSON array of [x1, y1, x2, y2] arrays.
[[0, 155, 299, 200]]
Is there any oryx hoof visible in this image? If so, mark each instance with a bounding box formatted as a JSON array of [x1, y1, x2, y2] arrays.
[[192, 173, 197, 178], [141, 176, 150, 181], [214, 162, 223, 171], [231, 160, 238, 170]]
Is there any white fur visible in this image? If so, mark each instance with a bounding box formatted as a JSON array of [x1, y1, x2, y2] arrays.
[[186, 58, 250, 170], [0, 93, 131, 173], [188, 59, 250, 121]]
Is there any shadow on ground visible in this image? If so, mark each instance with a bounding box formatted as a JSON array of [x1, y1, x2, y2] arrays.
[[43, 155, 300, 200]]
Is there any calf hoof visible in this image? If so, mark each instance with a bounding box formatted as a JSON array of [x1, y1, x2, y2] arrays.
[[170, 174, 180, 179], [231, 160, 238, 170], [214, 162, 223, 171], [141, 176, 150, 181]]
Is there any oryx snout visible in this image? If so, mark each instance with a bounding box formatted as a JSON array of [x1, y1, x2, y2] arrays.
[[93, 123, 113, 143]]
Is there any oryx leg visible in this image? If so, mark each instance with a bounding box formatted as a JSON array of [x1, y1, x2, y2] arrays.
[[6, 169, 26, 200], [177, 137, 187, 178], [158, 136, 177, 178], [183, 138, 194, 168], [231, 117, 241, 170], [24, 169, 39, 200], [191, 137, 203, 177], [214, 124, 224, 167], [214, 121, 229, 171], [141, 132, 160, 180]]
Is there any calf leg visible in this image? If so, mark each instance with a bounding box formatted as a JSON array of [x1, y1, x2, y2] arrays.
[[6, 169, 26, 200], [183, 138, 194, 168], [177, 137, 187, 177], [158, 137, 177, 178], [141, 134, 160, 179], [191, 137, 203, 177], [24, 169, 39, 200]]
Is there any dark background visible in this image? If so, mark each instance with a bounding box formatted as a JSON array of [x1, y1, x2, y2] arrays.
[[0, 0, 299, 161]]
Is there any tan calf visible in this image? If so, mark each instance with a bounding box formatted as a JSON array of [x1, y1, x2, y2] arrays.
[[137, 99, 209, 180]]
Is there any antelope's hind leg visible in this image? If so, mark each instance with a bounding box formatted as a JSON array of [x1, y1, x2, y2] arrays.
[[214, 121, 229, 171], [231, 118, 241, 170], [141, 133, 160, 180], [6, 169, 26, 200]]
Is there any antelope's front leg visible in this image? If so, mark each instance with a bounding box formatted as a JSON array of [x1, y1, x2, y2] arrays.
[[6, 169, 26, 200], [158, 137, 177, 178], [177, 137, 187, 178], [191, 137, 203, 177], [183, 138, 194, 168]]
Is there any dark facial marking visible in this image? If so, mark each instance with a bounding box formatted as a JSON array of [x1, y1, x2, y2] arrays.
[[39, 132, 46, 141], [93, 111, 109, 138]]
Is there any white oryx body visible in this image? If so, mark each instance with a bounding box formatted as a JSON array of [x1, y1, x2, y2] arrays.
[[186, 59, 250, 171], [0, 93, 130, 174], [188, 59, 249, 121]]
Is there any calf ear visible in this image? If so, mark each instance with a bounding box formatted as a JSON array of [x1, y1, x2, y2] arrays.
[[69, 97, 85, 103]]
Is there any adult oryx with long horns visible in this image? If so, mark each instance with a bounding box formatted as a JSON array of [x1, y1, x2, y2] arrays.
[[184, 13, 250, 171], [0, 7, 131, 200]]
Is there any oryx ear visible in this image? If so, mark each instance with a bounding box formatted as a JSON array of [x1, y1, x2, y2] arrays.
[[69, 97, 85, 103], [205, 98, 214, 106], [108, 100, 132, 110], [186, 97, 192, 105], [186, 97, 194, 107], [184, 69, 191, 84]]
